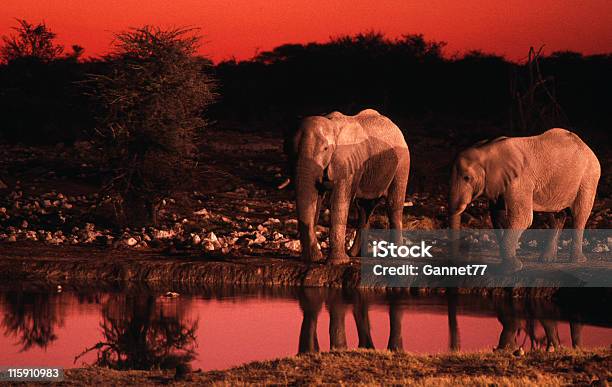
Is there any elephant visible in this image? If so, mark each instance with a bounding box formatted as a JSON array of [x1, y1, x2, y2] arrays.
[[449, 128, 601, 271], [289, 109, 410, 264]]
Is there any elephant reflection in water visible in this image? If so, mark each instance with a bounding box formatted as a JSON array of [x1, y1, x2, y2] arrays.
[[495, 298, 583, 351], [75, 293, 198, 374], [297, 289, 460, 354], [1, 291, 66, 351]]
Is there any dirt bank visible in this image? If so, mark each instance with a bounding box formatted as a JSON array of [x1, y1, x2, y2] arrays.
[[35, 348, 612, 386], [3, 244, 612, 304]]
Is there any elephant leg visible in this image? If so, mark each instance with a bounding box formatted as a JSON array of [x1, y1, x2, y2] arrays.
[[348, 198, 379, 257], [353, 300, 375, 349], [569, 185, 596, 263], [298, 289, 324, 353], [499, 189, 533, 271], [490, 198, 507, 242], [540, 211, 566, 263], [386, 166, 409, 245], [313, 191, 327, 228], [328, 180, 353, 264], [387, 301, 404, 352]]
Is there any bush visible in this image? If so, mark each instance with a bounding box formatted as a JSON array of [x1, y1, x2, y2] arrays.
[[88, 26, 216, 226]]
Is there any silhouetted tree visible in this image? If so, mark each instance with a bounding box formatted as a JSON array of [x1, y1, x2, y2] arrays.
[[0, 19, 90, 144], [87, 26, 216, 226], [0, 19, 63, 63]]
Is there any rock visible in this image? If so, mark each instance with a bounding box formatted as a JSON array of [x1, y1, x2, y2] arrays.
[[250, 232, 266, 245], [164, 291, 180, 298], [284, 240, 301, 251], [191, 234, 201, 245], [205, 232, 218, 242], [193, 208, 209, 217], [21, 220, 28, 228], [6, 234, 17, 242], [125, 237, 138, 247], [152, 229, 176, 240], [203, 241, 215, 251]]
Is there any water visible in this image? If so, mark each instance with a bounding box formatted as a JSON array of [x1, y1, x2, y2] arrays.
[[0, 286, 610, 371]]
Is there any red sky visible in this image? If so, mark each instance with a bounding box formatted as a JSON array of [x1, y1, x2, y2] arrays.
[[1, 0, 611, 63]]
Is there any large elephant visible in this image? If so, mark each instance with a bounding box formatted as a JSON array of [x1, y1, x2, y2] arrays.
[[290, 109, 410, 264], [449, 128, 600, 271]]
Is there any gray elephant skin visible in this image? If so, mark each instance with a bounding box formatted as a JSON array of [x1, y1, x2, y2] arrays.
[[449, 128, 601, 270], [289, 109, 410, 264]]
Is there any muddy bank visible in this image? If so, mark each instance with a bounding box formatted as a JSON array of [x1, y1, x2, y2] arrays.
[[2, 244, 612, 303], [33, 348, 612, 386]]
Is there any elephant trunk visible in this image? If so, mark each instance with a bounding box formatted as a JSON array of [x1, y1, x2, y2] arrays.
[[295, 161, 323, 262], [448, 185, 470, 258]]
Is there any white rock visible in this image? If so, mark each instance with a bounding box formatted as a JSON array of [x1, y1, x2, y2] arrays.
[[284, 240, 301, 251], [191, 234, 201, 245], [125, 237, 138, 246]]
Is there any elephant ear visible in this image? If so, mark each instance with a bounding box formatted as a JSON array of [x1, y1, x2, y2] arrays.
[[483, 142, 526, 199], [326, 118, 368, 182]]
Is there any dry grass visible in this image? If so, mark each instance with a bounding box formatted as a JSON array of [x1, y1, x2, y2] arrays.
[[47, 348, 611, 386]]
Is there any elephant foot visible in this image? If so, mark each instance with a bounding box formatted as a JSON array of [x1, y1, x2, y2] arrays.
[[498, 257, 524, 273], [539, 251, 557, 263], [327, 252, 351, 265], [570, 252, 587, 263], [348, 243, 361, 257], [302, 248, 325, 264]]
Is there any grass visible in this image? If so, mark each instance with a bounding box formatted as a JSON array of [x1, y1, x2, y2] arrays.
[[52, 348, 610, 386]]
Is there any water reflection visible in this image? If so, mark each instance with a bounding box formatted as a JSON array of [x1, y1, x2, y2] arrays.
[[74, 293, 198, 371], [296, 288, 598, 354], [494, 297, 583, 351], [0, 286, 609, 371], [1, 291, 65, 350]]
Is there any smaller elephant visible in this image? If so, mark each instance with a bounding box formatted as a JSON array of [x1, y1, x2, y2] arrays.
[[449, 128, 600, 271], [289, 109, 410, 264]]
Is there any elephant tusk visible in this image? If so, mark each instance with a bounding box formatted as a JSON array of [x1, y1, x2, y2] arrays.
[[277, 177, 291, 190]]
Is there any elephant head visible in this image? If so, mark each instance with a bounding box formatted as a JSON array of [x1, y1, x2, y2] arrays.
[[448, 140, 525, 231], [293, 115, 367, 262]]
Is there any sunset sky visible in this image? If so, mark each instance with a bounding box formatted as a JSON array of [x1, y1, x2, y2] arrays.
[[1, 0, 611, 63]]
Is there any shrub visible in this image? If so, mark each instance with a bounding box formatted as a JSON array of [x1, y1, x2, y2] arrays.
[[88, 26, 216, 226]]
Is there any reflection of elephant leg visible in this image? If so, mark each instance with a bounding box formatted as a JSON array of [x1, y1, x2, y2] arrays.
[[387, 302, 404, 352], [353, 300, 375, 349], [447, 288, 460, 351], [298, 289, 324, 353], [540, 212, 566, 263], [348, 199, 379, 257], [570, 322, 583, 348], [540, 319, 560, 351], [327, 294, 348, 350], [497, 308, 520, 350]]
